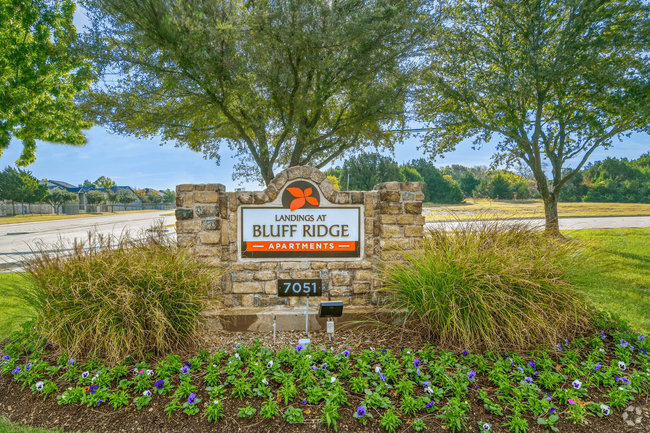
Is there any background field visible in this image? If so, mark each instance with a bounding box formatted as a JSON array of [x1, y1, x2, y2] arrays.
[[424, 199, 650, 221]]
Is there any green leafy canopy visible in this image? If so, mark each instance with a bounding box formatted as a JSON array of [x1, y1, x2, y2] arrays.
[[80, 0, 437, 185], [0, 0, 95, 166]]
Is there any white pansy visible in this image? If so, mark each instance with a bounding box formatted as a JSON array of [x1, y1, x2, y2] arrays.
[[262, 378, 268, 385], [330, 376, 336, 383], [375, 366, 382, 374]]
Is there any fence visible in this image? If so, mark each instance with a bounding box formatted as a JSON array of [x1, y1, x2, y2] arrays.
[[0, 201, 175, 216]]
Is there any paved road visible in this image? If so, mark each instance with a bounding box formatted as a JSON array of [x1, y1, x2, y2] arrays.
[[2, 213, 649, 269], [0, 211, 175, 269], [425, 215, 650, 231]]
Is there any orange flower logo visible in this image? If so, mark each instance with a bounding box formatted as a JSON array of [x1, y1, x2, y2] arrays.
[[286, 187, 319, 211]]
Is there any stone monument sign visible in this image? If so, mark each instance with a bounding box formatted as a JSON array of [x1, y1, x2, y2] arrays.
[[175, 166, 424, 331]]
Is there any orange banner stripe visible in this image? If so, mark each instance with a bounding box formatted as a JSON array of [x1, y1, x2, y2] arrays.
[[246, 241, 356, 252]]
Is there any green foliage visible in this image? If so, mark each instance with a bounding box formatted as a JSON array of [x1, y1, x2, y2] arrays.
[[81, 0, 433, 185], [161, 189, 176, 204], [400, 166, 424, 183], [339, 153, 405, 191], [260, 397, 279, 419], [94, 176, 116, 189], [0, 0, 93, 166], [108, 390, 130, 410], [204, 400, 226, 423], [85, 190, 106, 207], [43, 190, 78, 215], [379, 409, 402, 433], [406, 159, 464, 203], [413, 419, 428, 432], [0, 167, 48, 206], [283, 406, 304, 424], [379, 219, 592, 352], [320, 403, 341, 431], [21, 225, 221, 364], [238, 403, 257, 418], [115, 188, 138, 210]]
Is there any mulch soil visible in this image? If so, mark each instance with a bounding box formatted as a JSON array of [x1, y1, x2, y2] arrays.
[[0, 328, 648, 433]]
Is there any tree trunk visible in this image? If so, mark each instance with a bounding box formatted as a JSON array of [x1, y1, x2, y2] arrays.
[[543, 194, 561, 236]]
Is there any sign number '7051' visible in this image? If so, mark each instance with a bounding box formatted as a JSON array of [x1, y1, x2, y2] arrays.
[[277, 279, 322, 297]]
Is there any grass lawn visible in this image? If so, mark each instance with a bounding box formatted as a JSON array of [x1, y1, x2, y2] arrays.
[[0, 209, 166, 226], [0, 273, 35, 341], [0, 418, 89, 433], [568, 228, 650, 334], [424, 198, 650, 220]]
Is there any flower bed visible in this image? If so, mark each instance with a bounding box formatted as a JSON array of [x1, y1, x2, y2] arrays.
[[0, 329, 649, 433]]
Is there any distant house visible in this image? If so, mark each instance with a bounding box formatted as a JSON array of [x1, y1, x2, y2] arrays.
[[43, 181, 141, 212]]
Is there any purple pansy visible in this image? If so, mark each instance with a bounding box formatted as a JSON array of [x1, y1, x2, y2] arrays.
[[524, 377, 533, 385], [89, 385, 99, 394], [594, 362, 602, 370], [296, 344, 304, 353], [620, 339, 628, 348], [462, 351, 469, 357], [467, 370, 476, 381], [413, 359, 421, 368], [155, 380, 165, 389], [11, 366, 19, 374], [425, 400, 434, 409], [356, 406, 366, 417], [187, 393, 196, 405], [342, 350, 350, 358], [528, 361, 536, 369]]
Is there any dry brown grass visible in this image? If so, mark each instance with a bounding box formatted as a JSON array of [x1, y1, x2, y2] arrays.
[[378, 218, 594, 353], [17, 222, 222, 364], [424, 199, 650, 221]]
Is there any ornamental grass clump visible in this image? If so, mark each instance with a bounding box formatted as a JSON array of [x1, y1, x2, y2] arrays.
[[379, 218, 593, 352], [21, 221, 221, 364]]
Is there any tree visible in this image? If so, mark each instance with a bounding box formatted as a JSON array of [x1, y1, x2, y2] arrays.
[[486, 174, 513, 200], [44, 190, 78, 215], [80, 180, 96, 188], [95, 176, 116, 189], [458, 172, 480, 198], [340, 153, 404, 191], [142, 192, 163, 205], [85, 190, 106, 212], [105, 188, 118, 212], [406, 159, 464, 203], [115, 188, 137, 210], [80, 0, 436, 185], [0, 0, 94, 166], [0, 167, 47, 214], [416, 0, 650, 234], [400, 166, 425, 183], [161, 189, 176, 204]]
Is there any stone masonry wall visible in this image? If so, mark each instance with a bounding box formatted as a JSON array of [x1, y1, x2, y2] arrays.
[[175, 166, 424, 310]]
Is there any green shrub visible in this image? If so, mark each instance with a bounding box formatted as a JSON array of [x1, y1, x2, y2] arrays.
[[21, 222, 221, 363], [378, 219, 593, 352]]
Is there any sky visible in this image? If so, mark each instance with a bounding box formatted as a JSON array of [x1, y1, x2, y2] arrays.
[[0, 6, 648, 192]]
